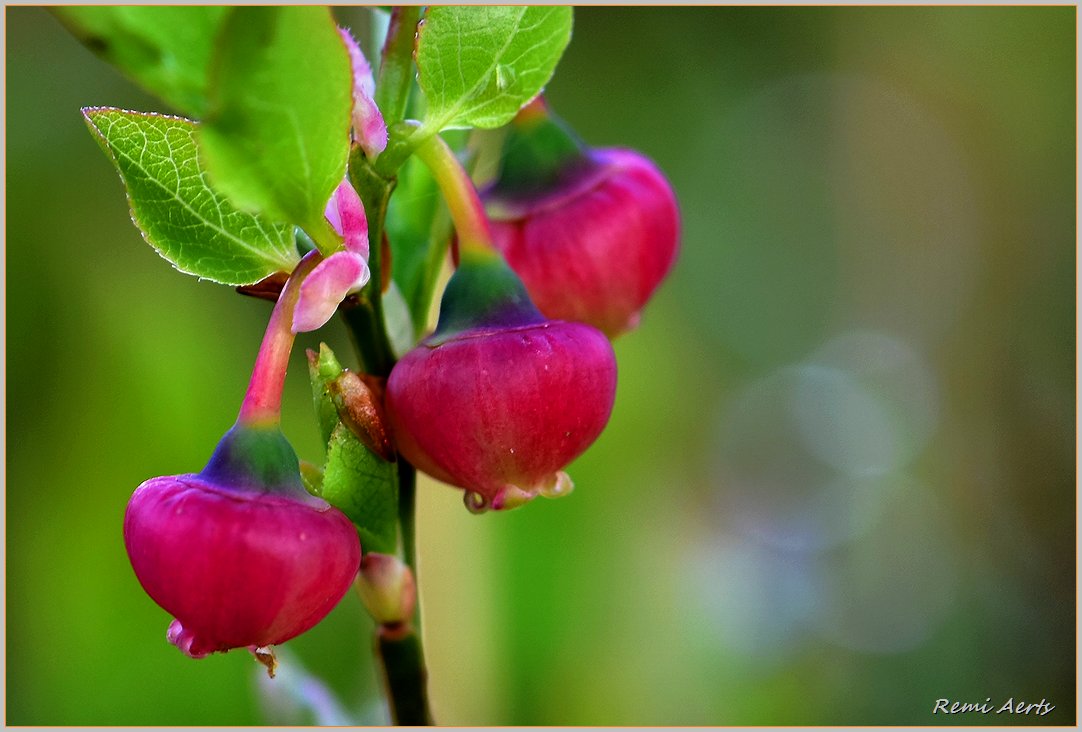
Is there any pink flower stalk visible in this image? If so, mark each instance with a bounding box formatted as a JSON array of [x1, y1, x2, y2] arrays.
[[294, 179, 371, 333], [338, 27, 387, 160]]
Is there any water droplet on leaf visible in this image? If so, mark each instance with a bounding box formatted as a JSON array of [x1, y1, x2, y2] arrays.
[[495, 64, 515, 91]]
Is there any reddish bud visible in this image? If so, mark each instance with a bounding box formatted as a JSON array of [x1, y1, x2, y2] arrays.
[[123, 425, 361, 658], [484, 112, 680, 337]]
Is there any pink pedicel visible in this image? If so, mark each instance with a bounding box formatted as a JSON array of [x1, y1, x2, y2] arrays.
[[485, 148, 680, 338], [386, 319, 617, 512], [124, 472, 360, 658]]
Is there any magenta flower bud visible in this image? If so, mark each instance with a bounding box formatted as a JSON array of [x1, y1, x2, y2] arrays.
[[483, 104, 680, 337], [124, 425, 361, 659], [386, 252, 617, 511]]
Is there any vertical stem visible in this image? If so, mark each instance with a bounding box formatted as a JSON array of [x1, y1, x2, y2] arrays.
[[378, 631, 432, 725], [344, 148, 397, 377], [344, 126, 432, 726], [238, 251, 322, 426], [375, 460, 432, 725], [376, 6, 420, 128], [397, 462, 419, 590]]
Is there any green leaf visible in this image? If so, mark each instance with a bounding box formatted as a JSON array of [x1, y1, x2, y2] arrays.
[[308, 344, 398, 554], [322, 423, 398, 554], [53, 7, 229, 117], [416, 6, 573, 131], [198, 7, 352, 234], [83, 108, 298, 285]]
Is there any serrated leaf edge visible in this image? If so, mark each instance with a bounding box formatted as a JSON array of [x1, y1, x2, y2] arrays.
[[82, 105, 298, 285], [417, 6, 571, 132]]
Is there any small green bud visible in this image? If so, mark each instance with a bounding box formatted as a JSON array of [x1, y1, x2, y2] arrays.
[[357, 553, 416, 626]]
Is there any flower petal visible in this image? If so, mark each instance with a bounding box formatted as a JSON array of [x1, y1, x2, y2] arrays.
[[338, 27, 388, 159], [324, 178, 370, 258], [292, 252, 371, 333]]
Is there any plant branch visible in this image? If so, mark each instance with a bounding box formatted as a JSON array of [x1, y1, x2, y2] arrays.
[[342, 148, 397, 377], [377, 628, 432, 725]]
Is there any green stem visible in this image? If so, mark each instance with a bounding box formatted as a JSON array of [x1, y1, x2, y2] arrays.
[[306, 215, 344, 258], [343, 148, 397, 377], [408, 203, 453, 337], [397, 462, 419, 588], [378, 630, 432, 725], [413, 133, 496, 259], [407, 129, 501, 337], [343, 134, 432, 724], [375, 6, 420, 128]]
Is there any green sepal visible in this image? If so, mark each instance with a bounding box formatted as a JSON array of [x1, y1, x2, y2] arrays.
[[429, 250, 545, 344], [299, 460, 325, 497], [200, 423, 312, 501], [489, 106, 588, 199], [307, 344, 345, 447]]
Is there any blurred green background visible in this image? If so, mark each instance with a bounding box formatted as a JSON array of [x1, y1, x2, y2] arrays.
[[6, 6, 1075, 726]]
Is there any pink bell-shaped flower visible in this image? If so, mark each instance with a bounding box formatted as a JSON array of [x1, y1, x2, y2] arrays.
[[386, 251, 617, 511], [124, 424, 361, 659], [125, 252, 360, 663], [483, 100, 680, 337]]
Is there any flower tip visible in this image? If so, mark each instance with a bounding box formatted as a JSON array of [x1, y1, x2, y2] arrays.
[[167, 619, 210, 659], [336, 25, 388, 160]]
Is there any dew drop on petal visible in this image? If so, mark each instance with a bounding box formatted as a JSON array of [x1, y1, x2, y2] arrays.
[[463, 491, 488, 515], [539, 471, 574, 499]]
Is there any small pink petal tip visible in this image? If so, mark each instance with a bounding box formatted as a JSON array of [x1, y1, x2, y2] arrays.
[[292, 252, 371, 333], [325, 178, 370, 258], [338, 27, 388, 159], [167, 619, 211, 659]]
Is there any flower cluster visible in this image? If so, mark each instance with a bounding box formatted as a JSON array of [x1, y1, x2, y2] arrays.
[[120, 21, 678, 669]]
